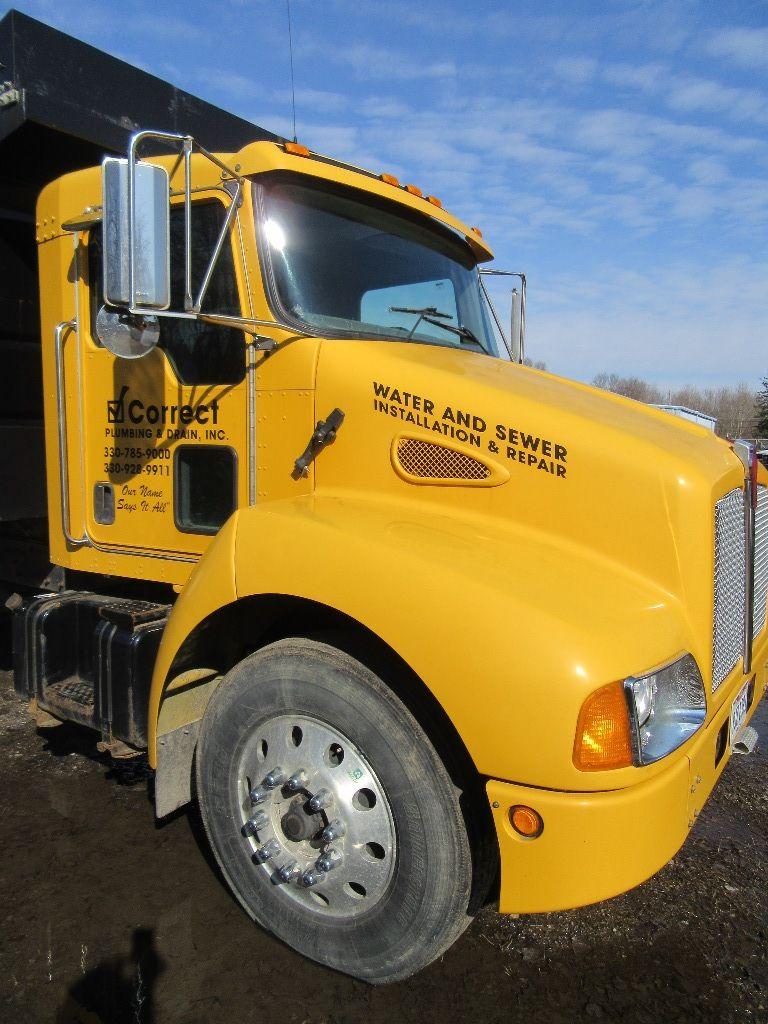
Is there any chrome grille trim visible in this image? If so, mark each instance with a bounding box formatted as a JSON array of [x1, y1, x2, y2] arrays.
[[755, 485, 768, 639], [713, 483, 768, 691], [713, 488, 745, 691]]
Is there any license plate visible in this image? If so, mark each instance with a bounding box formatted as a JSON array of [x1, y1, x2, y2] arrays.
[[730, 681, 750, 746]]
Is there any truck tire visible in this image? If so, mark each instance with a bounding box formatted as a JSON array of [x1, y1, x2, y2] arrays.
[[196, 637, 476, 984]]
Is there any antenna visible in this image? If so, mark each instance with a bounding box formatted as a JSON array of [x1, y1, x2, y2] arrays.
[[286, 0, 297, 143]]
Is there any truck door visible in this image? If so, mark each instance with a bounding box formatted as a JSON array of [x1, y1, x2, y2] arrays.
[[80, 195, 248, 559]]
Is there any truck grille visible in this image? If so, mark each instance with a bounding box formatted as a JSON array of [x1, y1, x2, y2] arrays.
[[756, 486, 768, 637], [713, 485, 768, 691]]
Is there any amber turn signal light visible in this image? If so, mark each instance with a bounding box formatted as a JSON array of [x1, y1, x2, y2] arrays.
[[284, 142, 310, 157], [573, 681, 634, 770], [509, 805, 543, 838]]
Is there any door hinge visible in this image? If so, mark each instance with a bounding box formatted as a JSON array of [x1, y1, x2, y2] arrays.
[[293, 408, 345, 478]]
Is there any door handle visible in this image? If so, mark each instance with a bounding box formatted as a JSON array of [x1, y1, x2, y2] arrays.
[[54, 319, 89, 548]]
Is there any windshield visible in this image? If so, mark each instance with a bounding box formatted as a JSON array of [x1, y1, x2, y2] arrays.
[[255, 176, 498, 355]]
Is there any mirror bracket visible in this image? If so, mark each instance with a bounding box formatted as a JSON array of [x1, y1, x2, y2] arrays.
[[479, 269, 526, 363], [62, 207, 103, 233]]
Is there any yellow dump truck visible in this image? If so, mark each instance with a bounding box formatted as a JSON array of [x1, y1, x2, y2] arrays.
[[2, 11, 766, 985]]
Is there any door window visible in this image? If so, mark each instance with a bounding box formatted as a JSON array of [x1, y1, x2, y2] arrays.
[[88, 200, 245, 384], [174, 445, 237, 534]]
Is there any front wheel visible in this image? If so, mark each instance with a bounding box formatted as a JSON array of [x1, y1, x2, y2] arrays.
[[196, 638, 478, 983]]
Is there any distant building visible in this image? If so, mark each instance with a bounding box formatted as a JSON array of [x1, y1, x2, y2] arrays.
[[653, 405, 717, 432]]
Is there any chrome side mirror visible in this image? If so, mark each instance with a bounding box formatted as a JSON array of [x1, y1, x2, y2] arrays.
[[95, 306, 160, 359], [102, 157, 170, 311]]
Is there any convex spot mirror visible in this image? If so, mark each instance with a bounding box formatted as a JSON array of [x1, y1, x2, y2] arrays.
[[102, 157, 170, 311], [96, 306, 160, 359]]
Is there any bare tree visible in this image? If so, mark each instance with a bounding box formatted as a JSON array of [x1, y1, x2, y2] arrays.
[[591, 374, 758, 438], [756, 378, 768, 439]]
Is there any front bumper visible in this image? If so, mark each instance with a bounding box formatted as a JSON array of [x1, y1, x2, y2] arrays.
[[487, 654, 768, 915]]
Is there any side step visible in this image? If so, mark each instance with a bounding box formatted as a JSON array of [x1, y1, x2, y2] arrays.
[[13, 591, 169, 749]]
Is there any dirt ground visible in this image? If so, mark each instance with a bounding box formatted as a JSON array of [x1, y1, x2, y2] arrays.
[[0, 636, 766, 1024]]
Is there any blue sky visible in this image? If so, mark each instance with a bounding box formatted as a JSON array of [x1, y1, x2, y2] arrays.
[[5, 0, 767, 387]]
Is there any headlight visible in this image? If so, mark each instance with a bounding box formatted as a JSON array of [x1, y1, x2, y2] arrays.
[[631, 677, 655, 727], [574, 653, 706, 771], [625, 653, 706, 765]]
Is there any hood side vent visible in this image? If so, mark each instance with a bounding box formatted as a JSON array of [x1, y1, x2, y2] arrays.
[[392, 435, 508, 488]]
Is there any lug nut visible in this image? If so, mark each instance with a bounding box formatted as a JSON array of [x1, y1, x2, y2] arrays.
[[276, 861, 301, 883], [285, 769, 308, 793], [264, 767, 286, 789], [308, 788, 333, 812], [249, 785, 270, 805], [316, 848, 343, 873], [320, 819, 346, 843], [301, 866, 325, 888], [254, 839, 281, 863], [243, 810, 268, 836]]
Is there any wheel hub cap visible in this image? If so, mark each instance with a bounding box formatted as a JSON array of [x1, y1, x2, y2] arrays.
[[236, 714, 396, 918], [280, 796, 322, 843]]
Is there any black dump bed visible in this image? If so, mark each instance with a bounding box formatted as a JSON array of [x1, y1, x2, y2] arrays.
[[0, 9, 279, 586]]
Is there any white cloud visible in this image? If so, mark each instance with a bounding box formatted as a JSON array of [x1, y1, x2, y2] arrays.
[[687, 156, 729, 185], [128, 13, 205, 42], [603, 62, 666, 93], [359, 97, 413, 119], [665, 76, 768, 125], [705, 26, 768, 71], [518, 258, 768, 387], [298, 40, 456, 82], [568, 59, 768, 128], [271, 86, 768, 244], [193, 71, 262, 97], [293, 88, 348, 114], [552, 56, 597, 84], [249, 112, 294, 139]]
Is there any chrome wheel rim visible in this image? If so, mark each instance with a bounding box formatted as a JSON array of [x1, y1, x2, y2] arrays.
[[236, 714, 397, 918]]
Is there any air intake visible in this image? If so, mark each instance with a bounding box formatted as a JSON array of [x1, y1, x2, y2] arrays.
[[392, 436, 507, 487], [712, 483, 768, 691]]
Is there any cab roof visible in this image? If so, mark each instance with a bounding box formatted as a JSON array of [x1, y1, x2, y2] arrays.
[[37, 139, 493, 261]]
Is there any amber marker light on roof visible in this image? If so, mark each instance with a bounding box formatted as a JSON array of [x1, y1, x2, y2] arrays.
[[380, 173, 400, 187], [404, 184, 423, 197], [573, 681, 634, 771], [426, 195, 442, 207], [471, 226, 483, 236], [284, 142, 310, 157]]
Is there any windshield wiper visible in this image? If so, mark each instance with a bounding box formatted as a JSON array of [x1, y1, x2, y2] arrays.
[[389, 305, 453, 319], [421, 316, 481, 346], [387, 305, 481, 346], [389, 305, 453, 339]]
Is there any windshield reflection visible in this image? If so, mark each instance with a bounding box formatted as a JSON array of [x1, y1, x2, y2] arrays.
[[255, 177, 498, 355]]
